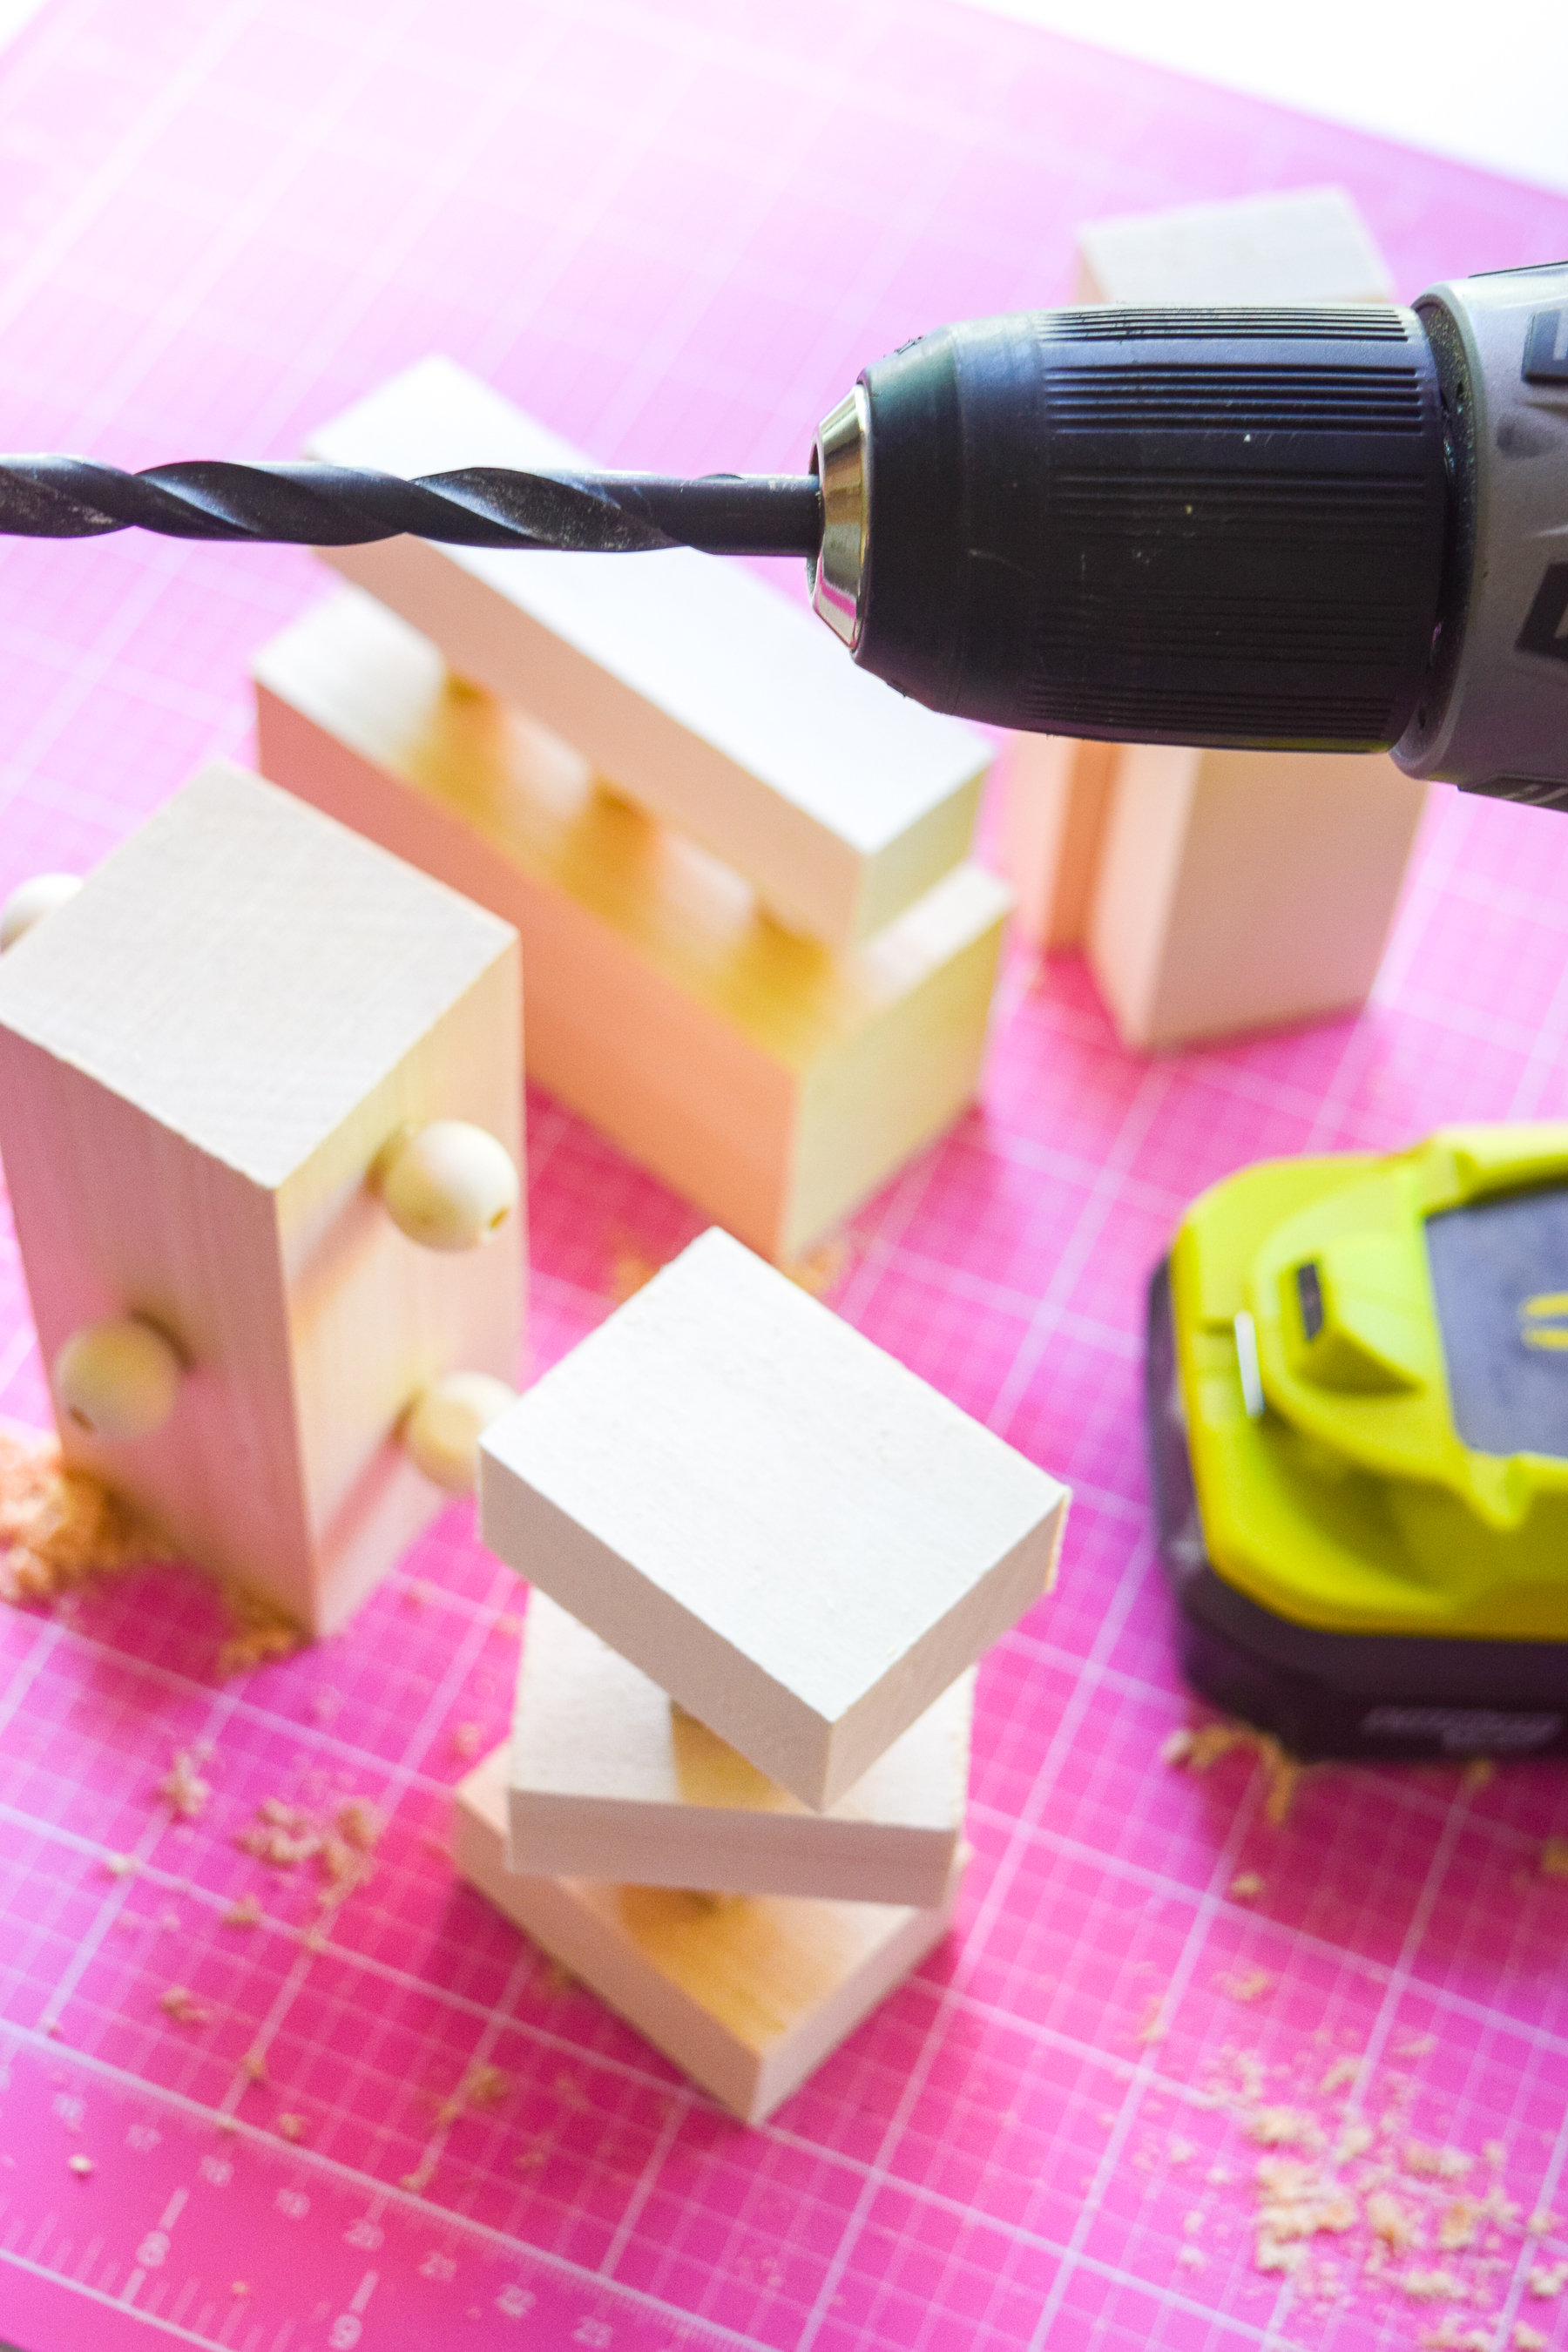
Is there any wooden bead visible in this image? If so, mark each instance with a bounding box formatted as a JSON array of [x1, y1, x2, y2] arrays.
[[0, 873, 81, 953], [378, 1119, 519, 1251], [53, 1317, 184, 1442], [405, 1370, 517, 1494]]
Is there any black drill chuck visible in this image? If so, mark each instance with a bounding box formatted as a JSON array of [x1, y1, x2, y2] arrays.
[[821, 305, 1450, 751]]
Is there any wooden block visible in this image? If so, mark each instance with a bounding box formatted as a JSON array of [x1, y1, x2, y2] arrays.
[[509, 1592, 972, 1905], [454, 1743, 965, 2125], [305, 356, 990, 951], [481, 1227, 1067, 1809], [1075, 184, 1394, 307], [0, 762, 522, 1635], [1085, 744, 1428, 1051], [1001, 733, 1117, 951], [254, 588, 1010, 1264]]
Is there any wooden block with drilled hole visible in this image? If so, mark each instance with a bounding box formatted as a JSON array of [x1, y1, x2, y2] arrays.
[[0, 760, 522, 1635], [509, 1592, 972, 1904], [1084, 743, 1428, 1049], [304, 356, 990, 950], [254, 588, 1010, 1263], [481, 1227, 1067, 1810], [455, 1743, 965, 2125]]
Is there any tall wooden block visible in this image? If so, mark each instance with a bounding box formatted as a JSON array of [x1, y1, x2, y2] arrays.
[[509, 1592, 972, 1905], [1002, 733, 1117, 950], [481, 1227, 1067, 1811], [306, 356, 990, 950], [254, 590, 1010, 1264], [1085, 744, 1428, 1050], [0, 762, 522, 1634], [455, 1744, 965, 2126], [1074, 184, 1393, 306]]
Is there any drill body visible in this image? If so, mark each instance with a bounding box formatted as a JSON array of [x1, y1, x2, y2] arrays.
[[812, 265, 1568, 811]]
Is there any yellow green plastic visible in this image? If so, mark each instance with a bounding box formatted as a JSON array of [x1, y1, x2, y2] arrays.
[[1168, 1125, 1568, 1641]]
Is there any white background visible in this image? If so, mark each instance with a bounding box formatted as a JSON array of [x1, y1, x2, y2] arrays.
[[966, 0, 1568, 194]]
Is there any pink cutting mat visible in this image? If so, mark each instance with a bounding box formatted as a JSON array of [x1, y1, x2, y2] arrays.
[[2, 1, 1568, 2347]]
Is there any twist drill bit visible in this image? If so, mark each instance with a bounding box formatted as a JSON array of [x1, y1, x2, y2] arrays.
[[0, 455, 823, 557]]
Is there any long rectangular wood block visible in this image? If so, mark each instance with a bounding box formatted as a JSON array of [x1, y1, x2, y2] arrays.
[[510, 1592, 972, 1905], [481, 1227, 1067, 1811], [1085, 744, 1428, 1051], [455, 1744, 964, 2125], [1074, 184, 1394, 306], [1001, 733, 1117, 951], [305, 356, 990, 950], [0, 762, 522, 1635], [254, 589, 1010, 1264]]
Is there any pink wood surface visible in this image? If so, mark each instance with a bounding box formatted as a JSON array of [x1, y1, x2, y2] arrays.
[[3, 3, 1568, 2349]]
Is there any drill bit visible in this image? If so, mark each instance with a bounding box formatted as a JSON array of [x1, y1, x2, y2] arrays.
[[0, 456, 823, 557]]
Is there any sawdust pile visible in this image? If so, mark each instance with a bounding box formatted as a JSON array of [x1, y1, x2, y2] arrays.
[[233, 1792, 384, 1942], [0, 1416, 301, 1674], [1132, 2040, 1568, 2342], [0, 1418, 167, 1599]]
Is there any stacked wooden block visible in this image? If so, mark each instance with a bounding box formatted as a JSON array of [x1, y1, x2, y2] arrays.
[[453, 1227, 1069, 2121], [254, 358, 1010, 1264], [1004, 186, 1429, 1050]]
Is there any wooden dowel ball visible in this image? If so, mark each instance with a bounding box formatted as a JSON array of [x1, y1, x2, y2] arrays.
[[405, 1371, 518, 1494], [0, 872, 81, 953], [53, 1316, 184, 1442], [379, 1120, 519, 1251]]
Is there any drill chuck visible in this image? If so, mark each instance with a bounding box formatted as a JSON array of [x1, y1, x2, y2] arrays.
[[810, 305, 1450, 752]]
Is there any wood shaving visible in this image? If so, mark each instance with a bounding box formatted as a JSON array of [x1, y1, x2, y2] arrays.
[[1437, 2200, 1481, 2251], [1176, 2247, 1205, 2270], [1528, 2263, 1568, 2297], [1219, 1969, 1274, 2004], [335, 1800, 381, 1851], [1229, 1871, 1265, 1901], [1396, 2035, 1439, 2058], [68, 2153, 93, 2176], [1321, 2057, 1362, 2094], [1527, 2211, 1560, 2235], [1159, 1714, 1301, 1823], [157, 1749, 211, 1820], [1248, 2107, 1322, 2150], [1458, 1758, 1496, 1793], [1515, 2328, 1548, 2349], [159, 1985, 208, 2025], [1404, 2143, 1474, 2180], [221, 1893, 262, 1928], [1398, 2268, 1467, 2302], [102, 1853, 139, 1878], [450, 1722, 483, 1759], [277, 2114, 308, 2142], [240, 2050, 267, 2083], [1136, 1997, 1167, 2045], [1367, 2192, 1420, 2252], [1538, 1838, 1568, 1881]]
